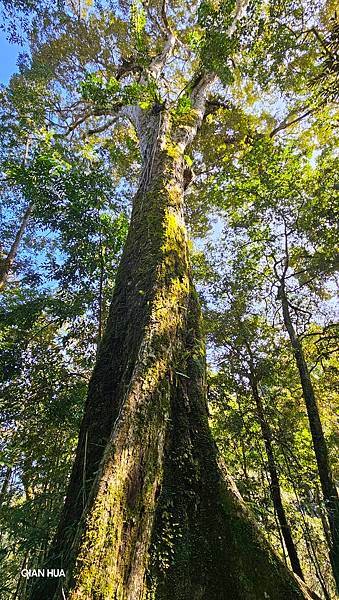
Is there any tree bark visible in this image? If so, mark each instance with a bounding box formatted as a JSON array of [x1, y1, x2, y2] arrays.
[[247, 363, 304, 580], [0, 466, 12, 508], [30, 108, 311, 599], [279, 282, 339, 591], [0, 201, 34, 291]]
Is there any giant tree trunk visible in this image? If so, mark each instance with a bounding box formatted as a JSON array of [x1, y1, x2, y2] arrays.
[[31, 110, 311, 600], [279, 283, 339, 591]]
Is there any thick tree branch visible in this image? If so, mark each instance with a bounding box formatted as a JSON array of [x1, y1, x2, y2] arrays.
[[87, 117, 119, 137], [57, 105, 124, 138], [147, 0, 177, 79], [115, 58, 143, 80], [174, 71, 217, 149]]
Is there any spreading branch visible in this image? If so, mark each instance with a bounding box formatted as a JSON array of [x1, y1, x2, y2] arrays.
[[270, 102, 325, 137], [147, 0, 177, 79]]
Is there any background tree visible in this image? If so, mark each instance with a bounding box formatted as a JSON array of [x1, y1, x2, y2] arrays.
[[201, 135, 338, 596]]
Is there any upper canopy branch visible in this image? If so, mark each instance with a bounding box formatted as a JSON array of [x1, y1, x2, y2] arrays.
[[190, 71, 218, 116], [269, 102, 326, 137], [226, 0, 251, 37], [147, 0, 177, 80], [115, 58, 143, 81], [55, 107, 119, 138], [160, 0, 172, 36], [55, 102, 142, 138]]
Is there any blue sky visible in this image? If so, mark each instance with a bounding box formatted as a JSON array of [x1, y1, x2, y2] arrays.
[[0, 30, 23, 84]]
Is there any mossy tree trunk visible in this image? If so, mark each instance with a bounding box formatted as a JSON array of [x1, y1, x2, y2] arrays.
[[30, 103, 312, 600]]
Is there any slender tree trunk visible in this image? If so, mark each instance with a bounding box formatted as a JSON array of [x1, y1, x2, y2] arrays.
[[279, 282, 339, 590], [13, 551, 30, 600], [0, 136, 32, 291], [248, 365, 304, 580], [0, 466, 12, 506], [31, 109, 311, 599], [315, 484, 332, 550], [280, 447, 331, 600], [0, 201, 34, 291]]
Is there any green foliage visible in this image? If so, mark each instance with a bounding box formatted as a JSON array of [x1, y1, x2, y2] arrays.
[[311, 17, 339, 103], [198, 128, 338, 596], [198, 0, 239, 83], [130, 0, 147, 54], [80, 73, 121, 106], [175, 95, 192, 116], [0, 0, 338, 596], [80, 72, 158, 109], [0, 313, 86, 597]]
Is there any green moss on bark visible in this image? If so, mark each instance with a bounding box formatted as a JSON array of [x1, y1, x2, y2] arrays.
[[144, 289, 309, 600]]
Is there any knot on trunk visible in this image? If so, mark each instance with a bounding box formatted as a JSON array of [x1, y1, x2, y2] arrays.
[[183, 166, 194, 191]]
